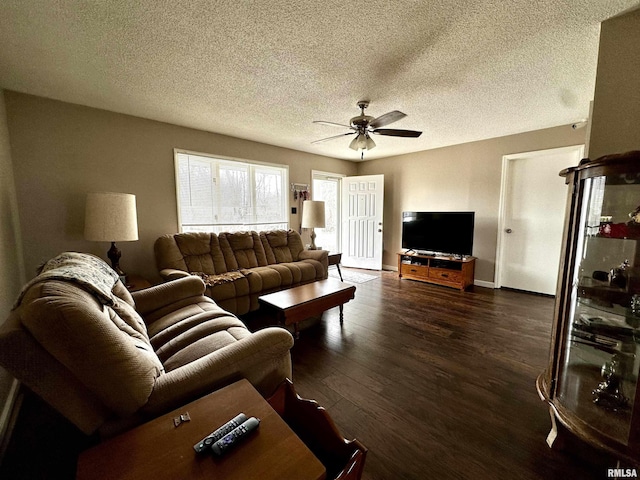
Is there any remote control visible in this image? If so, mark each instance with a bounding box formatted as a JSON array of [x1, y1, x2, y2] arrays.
[[193, 413, 248, 453], [210, 417, 260, 456]]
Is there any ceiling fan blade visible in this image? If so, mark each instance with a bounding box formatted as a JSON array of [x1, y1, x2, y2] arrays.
[[311, 132, 356, 144], [372, 128, 422, 138], [368, 110, 407, 129], [313, 120, 354, 129]]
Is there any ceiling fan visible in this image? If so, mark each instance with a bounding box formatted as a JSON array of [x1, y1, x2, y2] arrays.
[[312, 101, 422, 158]]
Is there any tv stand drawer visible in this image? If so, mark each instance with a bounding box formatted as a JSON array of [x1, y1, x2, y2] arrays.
[[401, 264, 428, 278], [429, 268, 462, 283]]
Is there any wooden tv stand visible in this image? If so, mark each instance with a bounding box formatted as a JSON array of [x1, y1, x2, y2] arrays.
[[398, 252, 475, 291]]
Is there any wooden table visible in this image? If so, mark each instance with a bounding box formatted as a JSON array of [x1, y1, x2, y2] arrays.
[[124, 274, 151, 292], [327, 252, 343, 281], [77, 379, 325, 480], [258, 278, 356, 339]]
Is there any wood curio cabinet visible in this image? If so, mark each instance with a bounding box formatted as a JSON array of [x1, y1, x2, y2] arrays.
[[537, 151, 640, 465]]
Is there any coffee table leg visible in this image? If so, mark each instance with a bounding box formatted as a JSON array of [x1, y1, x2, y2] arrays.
[[339, 304, 344, 325], [293, 322, 300, 340], [336, 264, 343, 281]]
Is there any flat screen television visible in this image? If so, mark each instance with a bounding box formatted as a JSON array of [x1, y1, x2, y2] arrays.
[[402, 211, 475, 256]]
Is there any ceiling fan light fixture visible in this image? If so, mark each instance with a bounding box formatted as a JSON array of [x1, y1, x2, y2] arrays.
[[365, 134, 376, 150], [356, 133, 369, 150], [350, 132, 376, 152], [349, 135, 360, 151]]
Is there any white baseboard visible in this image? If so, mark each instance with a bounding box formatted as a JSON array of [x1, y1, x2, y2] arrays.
[[382, 264, 397, 272]]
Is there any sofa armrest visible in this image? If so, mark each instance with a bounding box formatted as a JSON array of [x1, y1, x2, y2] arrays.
[[299, 249, 328, 262], [143, 327, 294, 414], [299, 249, 329, 277], [159, 268, 190, 281], [132, 276, 206, 316]]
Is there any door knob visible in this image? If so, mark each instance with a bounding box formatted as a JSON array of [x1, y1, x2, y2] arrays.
[[505, 228, 513, 234]]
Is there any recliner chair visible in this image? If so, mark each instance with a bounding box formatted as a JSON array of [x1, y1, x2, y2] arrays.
[[0, 252, 294, 437]]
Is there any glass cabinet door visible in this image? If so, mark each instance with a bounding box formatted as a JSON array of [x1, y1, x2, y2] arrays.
[[557, 170, 640, 445]]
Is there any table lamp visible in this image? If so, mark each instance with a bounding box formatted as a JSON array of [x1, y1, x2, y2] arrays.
[[84, 192, 139, 276], [301, 200, 325, 250]]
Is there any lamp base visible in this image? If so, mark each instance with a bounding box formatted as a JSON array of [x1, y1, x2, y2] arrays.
[[107, 242, 125, 276], [309, 229, 318, 250]]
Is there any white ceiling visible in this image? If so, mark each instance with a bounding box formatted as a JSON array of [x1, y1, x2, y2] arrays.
[[1, 1, 639, 161]]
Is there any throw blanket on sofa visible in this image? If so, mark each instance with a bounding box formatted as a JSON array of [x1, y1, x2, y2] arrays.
[[13, 252, 120, 309], [193, 270, 249, 287]]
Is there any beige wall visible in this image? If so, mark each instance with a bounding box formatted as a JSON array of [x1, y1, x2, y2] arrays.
[[357, 126, 585, 283], [589, 8, 640, 158], [4, 90, 587, 287], [0, 92, 25, 319], [0, 90, 24, 443], [5, 91, 357, 282]]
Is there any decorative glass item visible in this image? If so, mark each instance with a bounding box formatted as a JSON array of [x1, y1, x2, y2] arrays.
[[610, 259, 630, 289], [592, 354, 629, 411], [632, 294, 640, 317]]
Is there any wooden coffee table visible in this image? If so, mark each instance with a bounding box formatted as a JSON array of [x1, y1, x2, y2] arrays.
[[258, 278, 356, 339], [76, 379, 325, 480]]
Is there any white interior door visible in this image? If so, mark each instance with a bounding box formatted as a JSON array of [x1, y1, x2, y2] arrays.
[[341, 174, 384, 270], [497, 145, 584, 294]]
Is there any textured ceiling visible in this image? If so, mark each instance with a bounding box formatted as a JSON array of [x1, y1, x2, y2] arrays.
[[1, 1, 639, 161]]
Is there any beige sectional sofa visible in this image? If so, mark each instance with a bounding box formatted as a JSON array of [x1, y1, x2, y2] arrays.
[[154, 229, 328, 315], [0, 252, 294, 436]]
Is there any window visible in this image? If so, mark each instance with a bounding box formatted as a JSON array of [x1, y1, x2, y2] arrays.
[[175, 150, 289, 233]]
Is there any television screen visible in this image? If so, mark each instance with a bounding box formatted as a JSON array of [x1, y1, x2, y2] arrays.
[[402, 211, 475, 256]]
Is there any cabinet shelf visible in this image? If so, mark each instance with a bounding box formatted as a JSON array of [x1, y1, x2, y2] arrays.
[[558, 361, 632, 445]]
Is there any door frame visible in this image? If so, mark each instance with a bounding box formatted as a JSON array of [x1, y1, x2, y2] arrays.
[[494, 144, 584, 290]]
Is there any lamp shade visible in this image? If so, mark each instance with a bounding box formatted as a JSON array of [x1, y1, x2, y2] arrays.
[[84, 192, 139, 242], [301, 200, 326, 229]]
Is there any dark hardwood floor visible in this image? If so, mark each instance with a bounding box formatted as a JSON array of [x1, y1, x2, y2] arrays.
[[0, 269, 616, 479], [284, 270, 612, 480]]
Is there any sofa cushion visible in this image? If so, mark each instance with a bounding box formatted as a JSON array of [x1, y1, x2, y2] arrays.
[[219, 231, 268, 269], [147, 300, 250, 372], [156, 232, 228, 275], [247, 266, 285, 291], [19, 281, 163, 416], [261, 230, 304, 264], [274, 262, 321, 284], [206, 276, 251, 302]]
